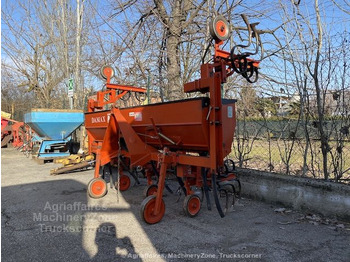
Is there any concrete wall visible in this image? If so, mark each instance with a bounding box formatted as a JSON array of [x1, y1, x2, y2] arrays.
[[236, 168, 350, 221]]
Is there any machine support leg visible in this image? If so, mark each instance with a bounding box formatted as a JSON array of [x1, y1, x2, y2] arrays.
[[154, 162, 167, 215], [184, 179, 193, 196], [154, 151, 168, 215], [94, 142, 102, 178]]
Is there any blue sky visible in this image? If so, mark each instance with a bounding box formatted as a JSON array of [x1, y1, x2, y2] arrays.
[[1, 0, 349, 97]]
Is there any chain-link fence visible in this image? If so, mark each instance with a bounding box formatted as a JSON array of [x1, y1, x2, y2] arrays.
[[230, 119, 350, 182]]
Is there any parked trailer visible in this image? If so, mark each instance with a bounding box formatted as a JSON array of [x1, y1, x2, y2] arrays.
[[85, 15, 261, 224]]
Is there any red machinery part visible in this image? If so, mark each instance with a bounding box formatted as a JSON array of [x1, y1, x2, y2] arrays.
[[209, 15, 230, 41], [141, 195, 166, 224], [1, 117, 9, 132], [85, 111, 110, 154], [85, 14, 260, 224], [93, 98, 235, 153], [100, 65, 115, 80], [144, 184, 158, 197], [87, 65, 146, 113], [118, 171, 135, 191], [12, 122, 25, 148], [183, 194, 201, 217], [1, 117, 38, 153], [87, 178, 108, 199], [1, 117, 12, 147]]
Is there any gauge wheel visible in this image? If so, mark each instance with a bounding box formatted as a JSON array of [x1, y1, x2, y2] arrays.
[[144, 184, 158, 197], [183, 194, 201, 217], [87, 178, 107, 199], [116, 171, 135, 191], [140, 195, 165, 224]]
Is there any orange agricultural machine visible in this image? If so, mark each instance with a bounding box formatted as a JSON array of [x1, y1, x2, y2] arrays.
[[85, 66, 147, 155], [1, 117, 25, 148], [1, 116, 14, 147], [85, 15, 262, 224], [1, 116, 37, 157]]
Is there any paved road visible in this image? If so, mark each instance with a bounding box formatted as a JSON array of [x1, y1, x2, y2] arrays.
[[1, 148, 349, 261]]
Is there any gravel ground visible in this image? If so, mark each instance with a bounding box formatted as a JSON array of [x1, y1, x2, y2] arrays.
[[1, 148, 350, 262]]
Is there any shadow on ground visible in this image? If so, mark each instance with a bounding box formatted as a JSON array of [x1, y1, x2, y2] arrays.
[[1, 179, 142, 261], [2, 148, 350, 262]]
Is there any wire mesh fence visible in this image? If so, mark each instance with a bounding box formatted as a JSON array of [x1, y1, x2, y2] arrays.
[[230, 119, 350, 182]]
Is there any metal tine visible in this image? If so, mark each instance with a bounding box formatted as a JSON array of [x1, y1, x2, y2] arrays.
[[250, 22, 264, 60], [240, 14, 253, 49], [232, 14, 263, 58], [231, 14, 253, 54], [249, 22, 261, 57]]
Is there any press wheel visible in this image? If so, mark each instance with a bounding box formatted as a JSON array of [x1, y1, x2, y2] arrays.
[[140, 195, 165, 224], [87, 178, 107, 199], [117, 171, 135, 191], [183, 194, 201, 217], [144, 184, 158, 197]]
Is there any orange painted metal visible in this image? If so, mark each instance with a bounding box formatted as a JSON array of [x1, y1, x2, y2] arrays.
[[91, 179, 106, 196], [12, 122, 25, 148], [85, 110, 110, 154], [86, 39, 240, 178], [154, 148, 169, 215], [1, 117, 14, 147], [85, 71, 147, 155], [93, 142, 102, 179], [97, 98, 236, 170], [85, 24, 259, 222], [216, 20, 228, 38], [1, 117, 38, 150], [119, 174, 131, 191], [87, 76, 146, 113]]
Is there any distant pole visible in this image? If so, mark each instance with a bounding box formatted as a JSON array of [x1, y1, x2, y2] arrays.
[[68, 78, 74, 109], [11, 103, 14, 119], [147, 73, 150, 105]]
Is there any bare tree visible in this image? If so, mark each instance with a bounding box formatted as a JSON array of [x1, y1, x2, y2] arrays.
[[1, 63, 35, 120], [75, 0, 85, 108], [1, 0, 94, 110], [99, 0, 275, 101]]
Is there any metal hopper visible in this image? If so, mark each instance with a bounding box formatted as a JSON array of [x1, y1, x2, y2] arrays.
[[24, 109, 84, 159]]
